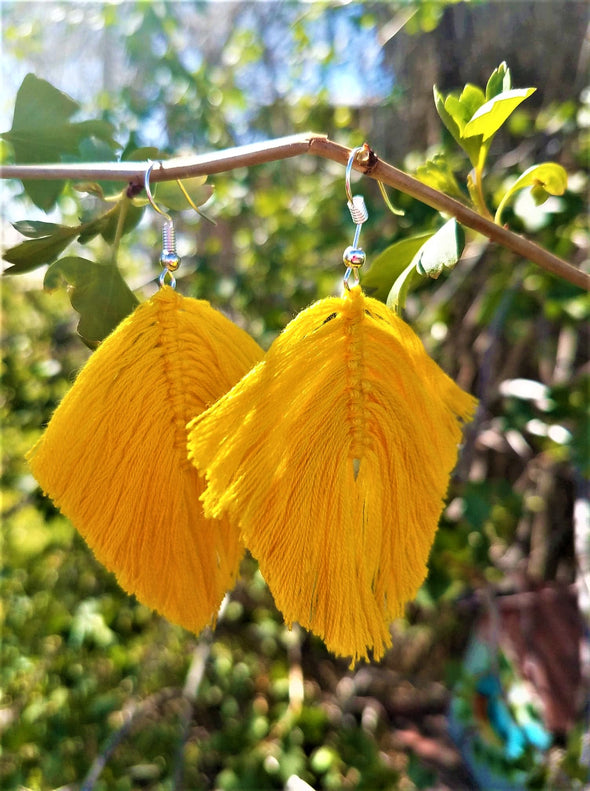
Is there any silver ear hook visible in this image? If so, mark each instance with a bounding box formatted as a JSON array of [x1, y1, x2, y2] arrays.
[[144, 161, 180, 289], [343, 147, 369, 290]]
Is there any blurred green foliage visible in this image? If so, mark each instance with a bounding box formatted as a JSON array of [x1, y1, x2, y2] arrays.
[[1, 2, 589, 790]]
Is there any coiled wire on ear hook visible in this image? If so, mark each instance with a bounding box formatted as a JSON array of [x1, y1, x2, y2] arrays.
[[144, 161, 180, 289], [343, 146, 369, 290]]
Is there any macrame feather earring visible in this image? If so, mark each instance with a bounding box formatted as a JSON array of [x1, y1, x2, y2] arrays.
[[187, 149, 477, 664], [27, 164, 264, 635]]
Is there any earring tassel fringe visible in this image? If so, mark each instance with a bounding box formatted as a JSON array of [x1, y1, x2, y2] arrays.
[[28, 286, 263, 635], [188, 286, 477, 664]]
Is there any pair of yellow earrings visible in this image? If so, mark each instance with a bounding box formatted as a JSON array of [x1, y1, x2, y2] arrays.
[[28, 151, 477, 665]]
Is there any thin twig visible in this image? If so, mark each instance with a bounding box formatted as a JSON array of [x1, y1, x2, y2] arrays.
[[79, 701, 138, 791], [0, 133, 316, 182], [79, 689, 180, 791], [1, 133, 587, 290], [173, 633, 214, 790]]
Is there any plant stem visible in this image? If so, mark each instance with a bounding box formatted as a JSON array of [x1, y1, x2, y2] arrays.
[[494, 193, 510, 226], [1, 133, 588, 291], [111, 197, 129, 266], [473, 166, 494, 221], [475, 143, 494, 220]]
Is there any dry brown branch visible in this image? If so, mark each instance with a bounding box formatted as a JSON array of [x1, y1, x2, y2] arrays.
[[1, 133, 587, 290]]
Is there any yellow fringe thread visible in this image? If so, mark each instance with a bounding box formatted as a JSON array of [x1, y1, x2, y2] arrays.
[[27, 287, 264, 635], [187, 286, 477, 664]]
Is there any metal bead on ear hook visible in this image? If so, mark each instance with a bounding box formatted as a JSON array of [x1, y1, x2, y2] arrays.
[[144, 161, 181, 288], [160, 220, 180, 272], [343, 146, 369, 290]]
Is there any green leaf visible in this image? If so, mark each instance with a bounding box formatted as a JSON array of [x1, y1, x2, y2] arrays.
[[70, 137, 125, 199], [73, 208, 121, 244], [4, 196, 146, 272], [73, 199, 144, 244], [415, 154, 466, 201], [152, 177, 214, 212], [75, 217, 106, 245], [386, 220, 465, 313], [434, 84, 485, 165], [463, 88, 536, 141], [485, 62, 511, 99], [386, 259, 425, 314], [75, 133, 120, 161], [361, 233, 434, 301], [433, 85, 463, 147], [44, 257, 139, 347], [495, 162, 568, 223], [455, 84, 487, 126], [412, 218, 465, 278], [11, 220, 65, 239], [98, 201, 145, 244], [123, 146, 163, 162], [1, 74, 118, 209], [440, 85, 486, 137], [3, 226, 80, 274], [3, 74, 118, 157], [514, 162, 567, 198], [530, 183, 551, 206], [8, 74, 78, 138], [73, 182, 106, 200], [12, 177, 65, 213]]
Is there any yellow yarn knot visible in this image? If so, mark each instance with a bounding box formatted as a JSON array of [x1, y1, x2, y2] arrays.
[[154, 288, 195, 469], [342, 287, 369, 463]]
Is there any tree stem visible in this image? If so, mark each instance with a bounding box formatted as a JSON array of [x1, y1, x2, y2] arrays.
[[111, 197, 129, 266], [1, 133, 587, 290]]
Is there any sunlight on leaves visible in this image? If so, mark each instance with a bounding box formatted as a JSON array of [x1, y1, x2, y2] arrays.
[[361, 233, 433, 301], [495, 162, 568, 224], [385, 259, 424, 314], [386, 220, 464, 313], [463, 88, 536, 141], [413, 219, 465, 278], [415, 154, 466, 202], [433, 84, 485, 166], [485, 61, 512, 100], [69, 600, 116, 649]]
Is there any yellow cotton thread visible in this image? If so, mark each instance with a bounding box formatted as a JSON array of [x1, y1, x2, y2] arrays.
[[28, 287, 264, 635], [187, 286, 477, 665]]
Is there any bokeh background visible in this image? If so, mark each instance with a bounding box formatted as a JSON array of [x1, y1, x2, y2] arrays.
[[1, 2, 589, 789]]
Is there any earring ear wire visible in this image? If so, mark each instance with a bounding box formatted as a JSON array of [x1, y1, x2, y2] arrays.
[[144, 161, 180, 288], [343, 147, 369, 290]]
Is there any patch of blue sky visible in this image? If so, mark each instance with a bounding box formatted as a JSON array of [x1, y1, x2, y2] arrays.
[[232, 4, 394, 108]]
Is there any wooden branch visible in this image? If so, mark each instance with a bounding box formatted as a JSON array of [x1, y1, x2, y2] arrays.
[[1, 133, 588, 290], [309, 137, 589, 291], [0, 133, 316, 182]]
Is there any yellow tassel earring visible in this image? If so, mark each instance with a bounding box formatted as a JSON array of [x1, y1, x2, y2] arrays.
[[187, 148, 477, 664], [27, 162, 263, 635]]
